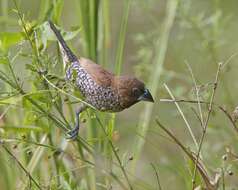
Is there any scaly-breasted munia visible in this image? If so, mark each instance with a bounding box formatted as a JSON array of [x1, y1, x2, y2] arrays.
[[49, 21, 154, 139]]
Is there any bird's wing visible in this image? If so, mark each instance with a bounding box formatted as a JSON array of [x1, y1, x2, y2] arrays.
[[79, 57, 114, 88]]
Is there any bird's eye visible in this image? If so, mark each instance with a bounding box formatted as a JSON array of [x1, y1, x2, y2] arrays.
[[132, 88, 141, 96]]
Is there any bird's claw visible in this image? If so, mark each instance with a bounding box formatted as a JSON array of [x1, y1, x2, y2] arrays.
[[66, 127, 79, 140]]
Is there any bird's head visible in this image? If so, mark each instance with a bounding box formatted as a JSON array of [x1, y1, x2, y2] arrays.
[[114, 76, 154, 109]]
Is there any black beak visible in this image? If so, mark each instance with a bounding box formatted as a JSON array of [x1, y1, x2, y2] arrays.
[[138, 89, 154, 102]]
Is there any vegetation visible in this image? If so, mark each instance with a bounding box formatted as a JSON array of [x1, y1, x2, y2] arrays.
[[0, 0, 238, 189]]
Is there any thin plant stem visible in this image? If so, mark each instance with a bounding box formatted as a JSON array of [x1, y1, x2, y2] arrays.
[[192, 63, 222, 189], [131, 0, 178, 173], [1, 144, 42, 190], [115, 0, 131, 75], [164, 84, 199, 150], [13, 0, 42, 69], [160, 98, 238, 134], [150, 163, 163, 190], [95, 115, 133, 190], [41, 75, 94, 109], [155, 120, 218, 189], [185, 61, 204, 127]]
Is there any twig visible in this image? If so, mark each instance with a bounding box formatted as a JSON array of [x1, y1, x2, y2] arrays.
[[218, 106, 238, 134], [95, 115, 134, 190], [190, 107, 203, 127], [160, 99, 238, 135], [160, 99, 207, 104], [185, 61, 204, 127], [192, 62, 222, 189], [12, 0, 42, 69], [110, 172, 128, 190], [0, 105, 11, 121], [1, 144, 42, 190], [150, 163, 163, 190], [221, 52, 238, 70], [221, 167, 225, 190], [41, 75, 94, 109], [156, 119, 192, 156], [163, 84, 199, 150], [155, 119, 219, 189]]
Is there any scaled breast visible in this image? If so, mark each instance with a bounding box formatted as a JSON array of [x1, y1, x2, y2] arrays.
[[65, 62, 123, 112]]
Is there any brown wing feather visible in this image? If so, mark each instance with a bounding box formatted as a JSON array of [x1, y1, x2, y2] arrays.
[[79, 57, 114, 87]]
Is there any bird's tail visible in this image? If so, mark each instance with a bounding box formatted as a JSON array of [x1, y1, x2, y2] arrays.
[[48, 21, 78, 63]]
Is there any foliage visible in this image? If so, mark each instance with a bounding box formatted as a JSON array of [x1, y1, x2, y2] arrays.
[[0, 0, 238, 190]]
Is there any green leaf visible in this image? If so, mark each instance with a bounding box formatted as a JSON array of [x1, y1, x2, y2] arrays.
[[23, 111, 39, 125], [1, 125, 43, 133], [0, 56, 8, 64], [35, 21, 80, 51], [22, 93, 50, 111], [0, 96, 22, 105], [25, 63, 37, 72], [0, 32, 24, 52], [52, 0, 64, 23]]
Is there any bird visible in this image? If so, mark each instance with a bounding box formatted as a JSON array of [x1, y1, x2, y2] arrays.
[[48, 21, 154, 140]]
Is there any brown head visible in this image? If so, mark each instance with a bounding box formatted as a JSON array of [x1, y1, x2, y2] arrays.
[[114, 76, 154, 110]]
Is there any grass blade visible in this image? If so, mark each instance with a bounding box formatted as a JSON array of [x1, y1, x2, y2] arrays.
[[131, 0, 179, 173]]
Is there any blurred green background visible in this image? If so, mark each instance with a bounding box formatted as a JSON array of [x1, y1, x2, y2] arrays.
[[1, 0, 238, 189]]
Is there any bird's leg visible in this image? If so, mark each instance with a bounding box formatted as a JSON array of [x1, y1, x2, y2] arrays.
[[67, 104, 87, 140]]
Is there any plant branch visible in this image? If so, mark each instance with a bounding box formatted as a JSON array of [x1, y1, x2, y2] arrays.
[[95, 115, 133, 190], [155, 119, 220, 190], [1, 144, 42, 190], [163, 84, 199, 150], [192, 62, 222, 189], [160, 99, 238, 135]]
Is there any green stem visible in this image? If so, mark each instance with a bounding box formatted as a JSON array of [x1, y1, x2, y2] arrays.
[[131, 0, 179, 173], [115, 0, 131, 75]]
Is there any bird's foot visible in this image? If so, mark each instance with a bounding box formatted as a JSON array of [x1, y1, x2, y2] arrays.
[[66, 126, 79, 140]]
